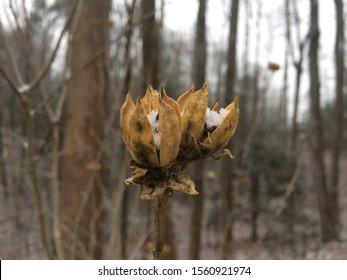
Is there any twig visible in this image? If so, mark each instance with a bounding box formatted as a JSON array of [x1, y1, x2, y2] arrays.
[[275, 143, 306, 216], [0, 65, 21, 96], [0, 127, 28, 148]]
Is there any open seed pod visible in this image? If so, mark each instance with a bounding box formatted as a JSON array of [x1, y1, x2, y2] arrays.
[[120, 86, 181, 168], [200, 96, 239, 156]]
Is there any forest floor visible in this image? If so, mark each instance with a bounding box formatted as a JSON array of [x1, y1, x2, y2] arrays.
[[1, 154, 347, 259], [172, 153, 347, 260]]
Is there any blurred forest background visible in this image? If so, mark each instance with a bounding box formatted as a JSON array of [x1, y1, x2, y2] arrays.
[[0, 0, 346, 259]]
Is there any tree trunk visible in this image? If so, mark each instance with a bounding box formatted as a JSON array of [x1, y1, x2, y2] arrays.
[[122, 0, 137, 96], [189, 0, 207, 260], [220, 0, 239, 260], [291, 42, 304, 150], [0, 107, 8, 200], [291, 0, 305, 151], [281, 0, 290, 143], [61, 0, 111, 259], [330, 0, 345, 238], [308, 0, 338, 243], [241, 0, 250, 133], [250, 173, 259, 241], [142, 0, 160, 88]]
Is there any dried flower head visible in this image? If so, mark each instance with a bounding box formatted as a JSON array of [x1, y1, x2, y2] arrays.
[[120, 82, 239, 200]]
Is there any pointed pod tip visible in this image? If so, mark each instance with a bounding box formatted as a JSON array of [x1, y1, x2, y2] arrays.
[[160, 87, 167, 98], [124, 91, 133, 100], [136, 97, 142, 106], [200, 82, 208, 94]]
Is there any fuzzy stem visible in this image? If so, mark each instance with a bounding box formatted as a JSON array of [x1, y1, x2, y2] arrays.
[[152, 194, 168, 259]]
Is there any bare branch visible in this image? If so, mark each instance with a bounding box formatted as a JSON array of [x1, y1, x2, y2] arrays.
[[0, 64, 21, 96], [0, 127, 28, 148], [25, 0, 81, 94], [0, 20, 24, 85]]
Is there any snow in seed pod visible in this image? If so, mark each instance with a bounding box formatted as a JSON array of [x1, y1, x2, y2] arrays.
[[205, 108, 228, 130], [147, 110, 161, 149]]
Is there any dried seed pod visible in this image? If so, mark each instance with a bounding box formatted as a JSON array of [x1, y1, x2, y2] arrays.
[[201, 96, 239, 152], [162, 88, 181, 129], [158, 94, 181, 167], [142, 85, 159, 114], [180, 83, 208, 147], [177, 85, 195, 114], [120, 93, 136, 143], [127, 99, 160, 167], [120, 86, 181, 168]]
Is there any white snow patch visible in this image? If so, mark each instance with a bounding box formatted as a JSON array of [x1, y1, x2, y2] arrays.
[[17, 84, 30, 94], [205, 108, 229, 130], [147, 110, 161, 149]]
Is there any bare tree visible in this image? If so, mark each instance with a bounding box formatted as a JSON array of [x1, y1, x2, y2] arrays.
[[108, 0, 137, 260], [142, 0, 160, 88], [190, 0, 207, 260], [0, 0, 79, 259], [0, 107, 8, 200], [308, 0, 338, 243], [281, 0, 291, 143], [330, 0, 345, 236], [290, 0, 307, 151], [220, 0, 239, 259], [61, 0, 111, 259]]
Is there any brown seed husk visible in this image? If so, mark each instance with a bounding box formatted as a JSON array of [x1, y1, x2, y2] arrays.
[[127, 99, 160, 167], [120, 93, 136, 142], [159, 96, 181, 167], [180, 83, 208, 147]]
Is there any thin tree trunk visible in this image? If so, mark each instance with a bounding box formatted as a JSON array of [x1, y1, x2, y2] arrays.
[[291, 42, 304, 150], [122, 0, 136, 96], [291, 0, 306, 151], [118, 0, 136, 259], [220, 0, 239, 260], [281, 0, 290, 143], [192, 0, 207, 89], [61, 0, 111, 259], [330, 0, 345, 238], [250, 173, 259, 241], [142, 0, 160, 88], [189, 0, 207, 260], [0, 107, 8, 200], [241, 0, 262, 167], [241, 0, 250, 130], [308, 0, 338, 243]]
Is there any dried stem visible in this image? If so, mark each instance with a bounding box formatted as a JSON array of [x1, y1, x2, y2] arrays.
[[152, 194, 169, 260]]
